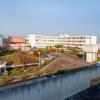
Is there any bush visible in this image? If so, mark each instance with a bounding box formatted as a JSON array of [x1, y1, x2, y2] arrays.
[[97, 57, 100, 61], [21, 74, 29, 80], [34, 71, 42, 77], [56, 70, 66, 74], [43, 67, 54, 75], [0, 75, 13, 85], [38, 48, 50, 54]]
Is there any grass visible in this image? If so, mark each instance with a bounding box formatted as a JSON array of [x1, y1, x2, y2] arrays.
[[0, 57, 56, 85], [0, 51, 57, 85], [97, 57, 100, 62], [0, 66, 42, 85], [0, 50, 14, 57]]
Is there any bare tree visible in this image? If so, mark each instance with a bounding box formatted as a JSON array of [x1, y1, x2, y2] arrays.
[[13, 50, 33, 67]]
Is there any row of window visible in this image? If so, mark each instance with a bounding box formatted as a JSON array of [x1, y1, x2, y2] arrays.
[[36, 36, 92, 40]]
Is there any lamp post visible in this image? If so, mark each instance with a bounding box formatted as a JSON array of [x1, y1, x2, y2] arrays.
[[83, 45, 85, 62], [4, 62, 8, 75], [83, 51, 85, 61], [38, 52, 41, 67]]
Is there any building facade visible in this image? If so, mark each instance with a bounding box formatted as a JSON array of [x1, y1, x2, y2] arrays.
[[3, 36, 31, 51], [83, 44, 98, 62], [26, 34, 97, 49]]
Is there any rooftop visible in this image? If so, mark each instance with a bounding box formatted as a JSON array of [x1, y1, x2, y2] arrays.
[[8, 36, 26, 43]]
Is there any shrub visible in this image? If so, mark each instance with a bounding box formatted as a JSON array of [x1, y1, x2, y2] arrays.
[[21, 74, 29, 80], [43, 67, 54, 75], [34, 71, 42, 77], [0, 75, 13, 85], [56, 70, 66, 74]]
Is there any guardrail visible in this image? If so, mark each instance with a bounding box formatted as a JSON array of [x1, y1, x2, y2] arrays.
[[0, 62, 39, 69]]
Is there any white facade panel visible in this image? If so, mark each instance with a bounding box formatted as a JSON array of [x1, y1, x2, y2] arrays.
[[26, 34, 36, 48], [26, 34, 97, 49]]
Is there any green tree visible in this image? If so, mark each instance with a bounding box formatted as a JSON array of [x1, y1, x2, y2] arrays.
[[54, 44, 64, 48], [38, 48, 49, 54]]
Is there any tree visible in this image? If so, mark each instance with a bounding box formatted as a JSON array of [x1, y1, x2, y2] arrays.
[[13, 50, 33, 67], [67, 46, 80, 55], [0, 46, 2, 53], [38, 48, 49, 54], [54, 44, 64, 48]]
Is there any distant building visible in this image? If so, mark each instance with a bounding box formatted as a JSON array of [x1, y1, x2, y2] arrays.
[[83, 44, 98, 62], [0, 34, 4, 47], [26, 34, 97, 49], [3, 36, 31, 51], [97, 43, 100, 50]]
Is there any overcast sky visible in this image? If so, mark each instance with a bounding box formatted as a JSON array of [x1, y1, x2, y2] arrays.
[[0, 0, 99, 37]]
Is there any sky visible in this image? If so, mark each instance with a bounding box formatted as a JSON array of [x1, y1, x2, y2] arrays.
[[0, 0, 99, 37]]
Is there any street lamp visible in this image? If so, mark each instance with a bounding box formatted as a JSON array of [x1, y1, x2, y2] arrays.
[[4, 62, 8, 75], [38, 52, 41, 67], [83, 51, 85, 61]]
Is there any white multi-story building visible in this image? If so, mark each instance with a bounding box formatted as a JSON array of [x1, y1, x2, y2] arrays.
[[26, 34, 97, 49]]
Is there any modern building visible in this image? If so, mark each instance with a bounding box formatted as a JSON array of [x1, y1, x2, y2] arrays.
[[83, 44, 98, 62], [3, 36, 31, 51], [26, 34, 97, 49]]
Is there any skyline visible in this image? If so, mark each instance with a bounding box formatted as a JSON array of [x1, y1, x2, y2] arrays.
[[0, 0, 99, 37]]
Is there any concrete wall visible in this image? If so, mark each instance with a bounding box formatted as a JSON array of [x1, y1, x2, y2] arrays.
[[0, 65, 100, 100], [86, 53, 97, 62]]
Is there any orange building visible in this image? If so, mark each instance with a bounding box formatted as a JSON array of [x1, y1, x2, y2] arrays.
[[8, 36, 26, 50], [9, 36, 26, 43], [3, 36, 31, 51]]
